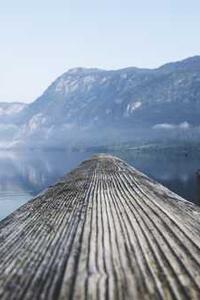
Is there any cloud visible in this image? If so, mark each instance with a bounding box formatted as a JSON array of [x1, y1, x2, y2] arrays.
[[153, 122, 190, 130]]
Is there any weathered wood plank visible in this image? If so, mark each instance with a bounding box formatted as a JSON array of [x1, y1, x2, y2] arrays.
[[0, 154, 200, 299]]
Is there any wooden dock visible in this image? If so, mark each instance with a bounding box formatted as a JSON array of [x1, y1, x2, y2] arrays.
[[0, 154, 200, 299]]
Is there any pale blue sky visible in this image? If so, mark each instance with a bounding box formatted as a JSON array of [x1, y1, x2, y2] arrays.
[[0, 0, 200, 103]]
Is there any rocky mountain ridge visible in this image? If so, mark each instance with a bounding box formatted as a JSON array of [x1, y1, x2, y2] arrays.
[[1, 56, 200, 148]]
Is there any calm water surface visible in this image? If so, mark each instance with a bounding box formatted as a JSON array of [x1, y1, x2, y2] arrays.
[[0, 148, 200, 220]]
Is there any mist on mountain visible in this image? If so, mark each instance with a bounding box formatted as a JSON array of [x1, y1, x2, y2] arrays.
[[1, 56, 200, 149]]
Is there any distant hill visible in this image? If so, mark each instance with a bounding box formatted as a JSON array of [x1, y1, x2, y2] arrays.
[[1, 56, 200, 149], [0, 102, 27, 123]]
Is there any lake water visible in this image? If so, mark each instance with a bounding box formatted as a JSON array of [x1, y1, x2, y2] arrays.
[[0, 147, 200, 220]]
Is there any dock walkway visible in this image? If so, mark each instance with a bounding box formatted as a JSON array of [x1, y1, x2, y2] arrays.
[[0, 155, 200, 299]]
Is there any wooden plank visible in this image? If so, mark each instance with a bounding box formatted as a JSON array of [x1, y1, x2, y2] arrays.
[[0, 154, 200, 299]]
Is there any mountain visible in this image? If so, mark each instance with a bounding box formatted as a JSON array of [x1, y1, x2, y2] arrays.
[[1, 56, 200, 149], [0, 102, 27, 123]]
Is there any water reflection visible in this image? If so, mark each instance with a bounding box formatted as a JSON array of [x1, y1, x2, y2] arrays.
[[0, 150, 91, 219], [0, 148, 200, 220], [115, 149, 200, 205]]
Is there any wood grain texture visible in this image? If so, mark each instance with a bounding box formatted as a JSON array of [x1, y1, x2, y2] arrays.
[[0, 154, 200, 300]]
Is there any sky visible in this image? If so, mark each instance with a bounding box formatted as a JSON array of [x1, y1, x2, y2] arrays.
[[0, 0, 200, 103]]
